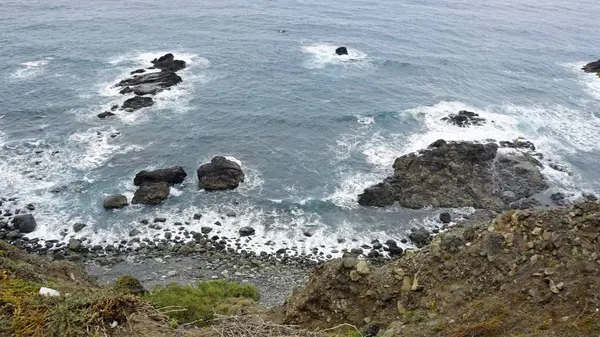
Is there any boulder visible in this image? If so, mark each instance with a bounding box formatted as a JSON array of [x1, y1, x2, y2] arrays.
[[151, 53, 187, 72], [68, 238, 82, 251], [197, 156, 245, 191], [439, 212, 451, 224], [131, 183, 170, 205], [582, 59, 600, 73], [441, 110, 486, 127], [73, 223, 86, 233], [130, 69, 146, 75], [121, 96, 154, 110], [11, 214, 37, 233], [499, 140, 536, 151], [409, 228, 431, 248], [239, 226, 255, 236], [358, 140, 547, 211], [133, 166, 187, 186], [97, 111, 115, 119], [103, 195, 128, 210], [335, 47, 348, 56]]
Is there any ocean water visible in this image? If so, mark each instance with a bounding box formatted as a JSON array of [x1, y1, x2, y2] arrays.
[[2, 0, 600, 256]]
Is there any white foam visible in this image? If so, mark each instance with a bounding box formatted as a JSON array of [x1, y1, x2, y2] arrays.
[[325, 172, 382, 209], [69, 127, 143, 170], [564, 61, 600, 100], [10, 59, 51, 80], [302, 44, 371, 69]]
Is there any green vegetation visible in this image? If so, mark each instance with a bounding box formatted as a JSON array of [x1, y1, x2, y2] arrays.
[[114, 275, 146, 295], [143, 280, 260, 326]]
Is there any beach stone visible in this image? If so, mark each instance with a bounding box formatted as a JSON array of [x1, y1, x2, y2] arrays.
[[439, 212, 452, 224], [193, 213, 202, 220], [103, 195, 128, 210], [68, 239, 82, 251], [129, 229, 141, 237], [409, 228, 431, 248], [132, 183, 169, 205], [154, 217, 166, 223], [133, 166, 187, 186], [239, 227, 255, 236], [201, 227, 213, 234], [356, 260, 370, 275], [12, 214, 37, 233], [73, 223, 86, 233], [197, 156, 245, 191]]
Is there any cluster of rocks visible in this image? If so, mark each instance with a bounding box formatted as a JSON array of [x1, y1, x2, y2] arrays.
[[358, 139, 548, 211], [98, 53, 187, 118], [441, 110, 486, 127], [0, 197, 39, 242], [103, 156, 245, 209]]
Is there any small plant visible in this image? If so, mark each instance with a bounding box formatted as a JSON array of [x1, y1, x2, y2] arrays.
[[114, 275, 146, 295], [143, 280, 260, 325]]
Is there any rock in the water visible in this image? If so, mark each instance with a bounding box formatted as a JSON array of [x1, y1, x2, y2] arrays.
[[121, 96, 154, 110], [130, 69, 146, 75], [103, 195, 128, 210], [97, 111, 115, 119], [582, 59, 600, 73], [358, 140, 547, 211], [201, 226, 213, 234], [133, 166, 187, 186], [116, 71, 182, 97], [335, 47, 348, 55], [409, 228, 431, 248], [439, 212, 452, 224], [73, 223, 86, 233], [151, 53, 187, 72], [441, 110, 486, 127], [197, 156, 245, 191], [500, 140, 536, 151], [12, 214, 37, 233], [68, 238, 82, 251], [239, 226, 255, 236], [132, 183, 170, 205]]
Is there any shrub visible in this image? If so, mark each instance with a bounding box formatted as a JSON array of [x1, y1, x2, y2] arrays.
[[143, 280, 260, 326], [114, 275, 146, 295]]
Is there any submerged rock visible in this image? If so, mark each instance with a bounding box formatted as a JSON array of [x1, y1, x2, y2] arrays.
[[358, 140, 547, 211], [12, 214, 37, 233], [441, 110, 486, 127], [133, 166, 187, 186], [97, 110, 115, 119], [335, 47, 348, 56], [197, 156, 245, 191], [131, 183, 170, 205], [239, 226, 256, 236], [103, 195, 128, 210], [121, 96, 154, 110]]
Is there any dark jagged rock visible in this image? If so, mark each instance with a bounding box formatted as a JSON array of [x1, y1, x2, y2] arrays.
[[150, 53, 187, 72], [133, 166, 187, 186], [103, 195, 128, 210], [441, 110, 486, 127], [130, 69, 146, 75], [500, 140, 536, 151], [197, 156, 245, 191], [73, 223, 86, 233], [582, 59, 600, 73], [97, 111, 115, 119], [121, 96, 154, 110], [358, 140, 547, 211], [439, 212, 452, 224], [116, 71, 182, 97], [335, 47, 348, 56], [12, 214, 37, 233], [131, 183, 170, 205]]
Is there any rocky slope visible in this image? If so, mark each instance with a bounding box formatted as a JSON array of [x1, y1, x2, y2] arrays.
[[283, 202, 600, 336]]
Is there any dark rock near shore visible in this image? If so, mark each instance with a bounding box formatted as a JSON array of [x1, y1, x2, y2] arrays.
[[358, 140, 547, 211], [133, 166, 187, 186], [103, 195, 128, 210], [11, 214, 37, 233], [409, 228, 431, 248], [335, 47, 348, 56], [131, 69, 146, 75], [500, 140, 536, 151], [441, 110, 486, 127], [73, 223, 86, 233], [201, 226, 213, 234], [97, 111, 116, 119], [582, 59, 600, 74], [239, 227, 255, 236], [122, 96, 154, 111], [197, 156, 245, 191], [150, 53, 187, 72], [439, 212, 452, 224], [132, 183, 170, 205]]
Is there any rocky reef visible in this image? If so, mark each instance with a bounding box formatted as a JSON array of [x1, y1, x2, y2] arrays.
[[358, 139, 547, 211]]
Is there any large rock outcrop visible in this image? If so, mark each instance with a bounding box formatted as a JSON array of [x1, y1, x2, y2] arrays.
[[197, 156, 245, 191], [131, 182, 170, 205], [150, 53, 187, 72], [358, 140, 547, 211], [582, 59, 600, 74], [133, 166, 187, 186]]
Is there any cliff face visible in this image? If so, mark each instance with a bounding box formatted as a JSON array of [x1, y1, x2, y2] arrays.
[[284, 202, 600, 336]]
